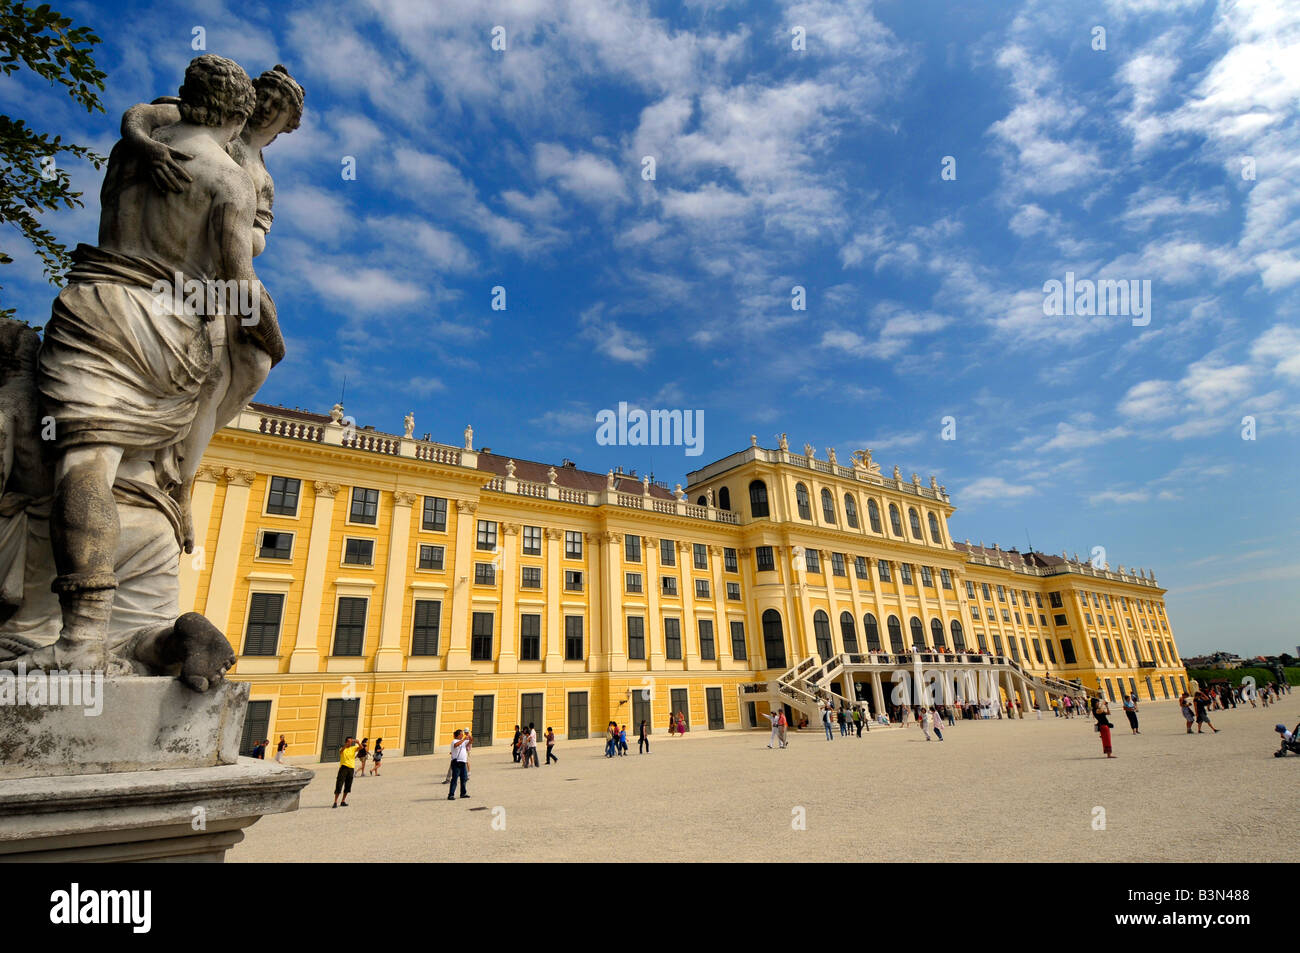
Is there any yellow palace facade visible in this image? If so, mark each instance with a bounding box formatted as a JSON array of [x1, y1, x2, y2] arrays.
[[187, 404, 1188, 761]]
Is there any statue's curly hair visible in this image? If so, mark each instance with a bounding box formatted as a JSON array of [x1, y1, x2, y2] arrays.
[[250, 64, 305, 134], [177, 54, 255, 127]]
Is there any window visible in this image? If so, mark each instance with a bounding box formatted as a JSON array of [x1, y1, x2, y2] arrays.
[[981, 583, 991, 600], [854, 556, 869, 580], [889, 503, 904, 536], [694, 543, 708, 569], [695, 579, 710, 599], [878, 560, 892, 583], [349, 487, 379, 524], [1014, 612, 1022, 624], [997, 585, 1006, 602], [474, 562, 496, 586], [625, 572, 643, 593], [411, 600, 441, 655], [831, 552, 846, 577], [1061, 638, 1076, 664], [470, 612, 493, 660], [522, 524, 542, 555], [928, 512, 941, 543], [565, 530, 583, 559], [1085, 612, 1093, 625], [718, 487, 731, 511], [660, 538, 676, 566], [343, 538, 374, 566], [940, 569, 953, 590], [867, 499, 882, 532], [966, 581, 976, 598], [519, 614, 541, 660], [417, 544, 444, 570], [726, 581, 741, 600], [625, 534, 642, 561], [1116, 640, 1127, 664], [564, 616, 583, 660], [986, 608, 995, 620], [1010, 589, 1018, 605], [1103, 640, 1115, 664], [1053, 613, 1067, 626], [477, 520, 497, 551], [899, 563, 913, 585], [730, 621, 747, 660], [749, 480, 770, 518], [994, 635, 1005, 656], [813, 611, 834, 659], [1001, 609, 1010, 622], [821, 488, 836, 523], [333, 597, 368, 656], [887, 615, 904, 653], [724, 548, 738, 572], [662, 576, 678, 596], [1039, 614, 1047, 626], [909, 617, 924, 648], [931, 618, 946, 649], [756, 546, 775, 572], [950, 619, 965, 652], [1049, 591, 1063, 608], [627, 616, 645, 659], [1045, 640, 1057, 664], [564, 570, 583, 592], [795, 483, 812, 520], [920, 566, 933, 587], [664, 618, 682, 659], [698, 620, 716, 660], [762, 610, 786, 668], [521, 565, 541, 589], [844, 494, 858, 528], [266, 476, 300, 516], [421, 496, 447, 532], [1022, 590, 1030, 605], [908, 507, 923, 539], [258, 530, 292, 560], [243, 593, 284, 656], [804, 549, 821, 573], [864, 613, 881, 651], [840, 612, 859, 653]]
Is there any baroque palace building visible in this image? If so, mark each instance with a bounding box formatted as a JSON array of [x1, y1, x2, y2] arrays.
[[187, 404, 1188, 761]]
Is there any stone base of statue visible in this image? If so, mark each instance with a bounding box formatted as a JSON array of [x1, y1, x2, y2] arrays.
[[0, 678, 309, 862]]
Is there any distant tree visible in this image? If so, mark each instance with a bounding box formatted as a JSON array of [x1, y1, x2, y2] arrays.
[[0, 1, 107, 320]]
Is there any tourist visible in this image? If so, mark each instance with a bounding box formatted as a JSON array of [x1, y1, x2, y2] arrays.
[[1193, 689, 1219, 734], [919, 707, 933, 741], [447, 729, 471, 800], [1179, 693, 1195, 733], [838, 706, 849, 737], [618, 724, 629, 756], [931, 707, 944, 742], [822, 703, 834, 741], [251, 738, 266, 759], [371, 738, 384, 775], [1094, 698, 1115, 759], [676, 711, 687, 735], [353, 738, 368, 779], [512, 725, 523, 764], [275, 734, 287, 763], [668, 714, 677, 737], [1122, 694, 1140, 735], [523, 723, 538, 766], [764, 709, 781, 748], [777, 708, 789, 747], [638, 719, 650, 754], [944, 705, 955, 728], [1062, 695, 1073, 719], [605, 721, 618, 758], [853, 706, 863, 737], [332, 735, 359, 808], [545, 726, 558, 764]]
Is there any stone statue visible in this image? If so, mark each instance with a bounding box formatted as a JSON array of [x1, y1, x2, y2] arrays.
[[642, 474, 650, 495], [463, 424, 473, 451], [911, 472, 920, 485], [851, 448, 880, 475], [929, 475, 938, 490], [803, 443, 815, 459], [826, 448, 836, 466], [0, 55, 303, 687], [706, 488, 714, 507], [403, 412, 414, 439], [749, 434, 757, 448], [606, 469, 615, 490], [673, 483, 685, 502], [506, 459, 517, 478], [777, 433, 788, 452], [547, 466, 557, 485], [893, 465, 902, 480], [330, 402, 344, 424]]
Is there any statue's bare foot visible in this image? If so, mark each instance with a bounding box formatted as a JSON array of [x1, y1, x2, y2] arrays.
[[165, 612, 236, 692], [0, 639, 135, 676]]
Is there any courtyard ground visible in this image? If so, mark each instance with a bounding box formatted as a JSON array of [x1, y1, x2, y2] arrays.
[[230, 699, 1300, 862]]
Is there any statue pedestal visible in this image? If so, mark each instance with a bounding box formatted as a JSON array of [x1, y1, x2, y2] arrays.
[[0, 677, 310, 862]]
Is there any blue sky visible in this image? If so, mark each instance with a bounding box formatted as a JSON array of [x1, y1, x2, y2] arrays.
[[3, 0, 1298, 656]]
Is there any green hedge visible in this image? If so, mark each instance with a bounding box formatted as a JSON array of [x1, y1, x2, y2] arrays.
[[1185, 667, 1300, 688]]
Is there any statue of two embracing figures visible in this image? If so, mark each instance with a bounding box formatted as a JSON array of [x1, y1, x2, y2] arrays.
[[0, 55, 304, 691]]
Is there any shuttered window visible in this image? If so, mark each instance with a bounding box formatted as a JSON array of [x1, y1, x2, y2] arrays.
[[243, 593, 284, 656], [411, 599, 440, 656], [332, 597, 368, 656]]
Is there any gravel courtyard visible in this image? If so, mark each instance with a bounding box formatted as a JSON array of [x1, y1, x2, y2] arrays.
[[230, 700, 1299, 863]]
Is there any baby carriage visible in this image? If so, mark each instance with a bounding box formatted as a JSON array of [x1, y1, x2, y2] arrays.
[[1273, 723, 1300, 757]]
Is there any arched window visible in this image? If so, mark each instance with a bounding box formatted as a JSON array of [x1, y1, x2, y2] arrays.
[[795, 483, 812, 520], [867, 499, 882, 533], [931, 618, 946, 649], [910, 616, 924, 648], [889, 503, 904, 536], [820, 488, 835, 524], [696, 495, 707, 506], [844, 494, 858, 528], [813, 610, 833, 660], [908, 507, 922, 539], [718, 487, 731, 511], [950, 619, 966, 652], [840, 611, 858, 653], [864, 613, 881, 652], [928, 512, 941, 543], [887, 615, 904, 653], [762, 609, 786, 669], [749, 480, 769, 518]]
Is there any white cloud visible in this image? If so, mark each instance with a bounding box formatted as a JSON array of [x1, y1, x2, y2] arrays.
[[961, 477, 1037, 503]]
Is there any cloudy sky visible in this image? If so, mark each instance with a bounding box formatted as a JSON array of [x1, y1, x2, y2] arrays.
[[3, 0, 1298, 655]]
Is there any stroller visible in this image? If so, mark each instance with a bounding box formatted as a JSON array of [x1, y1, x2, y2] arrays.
[[1273, 723, 1300, 757]]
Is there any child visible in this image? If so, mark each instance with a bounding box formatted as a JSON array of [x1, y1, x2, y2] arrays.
[[618, 725, 628, 756]]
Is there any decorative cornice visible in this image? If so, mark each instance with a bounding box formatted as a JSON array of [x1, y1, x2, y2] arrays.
[[544, 527, 564, 540], [738, 548, 753, 557], [194, 464, 223, 484], [455, 499, 478, 514], [225, 467, 256, 487], [393, 491, 418, 506], [501, 522, 520, 535], [709, 544, 724, 555], [676, 540, 691, 552], [601, 531, 624, 544], [313, 481, 340, 498]]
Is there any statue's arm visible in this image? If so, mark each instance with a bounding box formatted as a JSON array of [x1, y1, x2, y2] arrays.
[[119, 102, 192, 192]]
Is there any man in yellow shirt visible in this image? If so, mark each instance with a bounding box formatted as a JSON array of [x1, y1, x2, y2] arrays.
[[332, 735, 359, 808]]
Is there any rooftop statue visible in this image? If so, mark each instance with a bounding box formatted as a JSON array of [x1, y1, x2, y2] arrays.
[[0, 55, 304, 689]]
